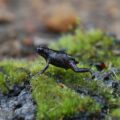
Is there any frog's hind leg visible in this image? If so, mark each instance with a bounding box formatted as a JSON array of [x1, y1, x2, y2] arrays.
[[73, 67, 90, 73], [69, 61, 90, 73]]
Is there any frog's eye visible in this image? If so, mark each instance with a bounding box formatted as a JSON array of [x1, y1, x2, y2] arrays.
[[36, 47, 43, 53]]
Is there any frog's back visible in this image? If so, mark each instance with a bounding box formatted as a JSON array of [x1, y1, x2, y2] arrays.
[[49, 52, 77, 69]]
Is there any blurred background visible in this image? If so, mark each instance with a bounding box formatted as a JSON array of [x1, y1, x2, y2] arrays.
[[0, 0, 120, 59]]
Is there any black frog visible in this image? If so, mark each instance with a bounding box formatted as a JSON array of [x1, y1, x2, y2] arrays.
[[36, 46, 91, 75]]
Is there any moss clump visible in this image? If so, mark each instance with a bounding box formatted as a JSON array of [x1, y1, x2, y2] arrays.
[[50, 29, 115, 62], [0, 28, 120, 119], [0, 72, 7, 92], [0, 60, 29, 93], [111, 108, 120, 119], [31, 75, 100, 120]]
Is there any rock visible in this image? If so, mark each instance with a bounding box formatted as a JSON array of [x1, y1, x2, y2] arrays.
[[14, 102, 35, 120], [42, 4, 78, 32], [0, 87, 36, 120], [0, 108, 14, 120]]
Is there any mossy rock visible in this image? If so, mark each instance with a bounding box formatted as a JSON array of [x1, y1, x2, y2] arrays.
[[0, 29, 120, 119]]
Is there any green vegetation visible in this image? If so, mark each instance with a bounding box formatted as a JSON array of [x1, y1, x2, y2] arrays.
[[0, 29, 120, 119], [31, 75, 100, 120], [50, 29, 114, 62]]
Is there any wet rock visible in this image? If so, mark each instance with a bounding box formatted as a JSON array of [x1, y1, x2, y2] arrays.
[[14, 100, 35, 120], [75, 87, 89, 96], [92, 95, 105, 105], [0, 85, 36, 120], [112, 81, 119, 90], [0, 109, 14, 120]]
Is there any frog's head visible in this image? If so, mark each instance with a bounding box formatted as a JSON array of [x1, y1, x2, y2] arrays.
[[36, 46, 44, 54], [36, 46, 48, 58]]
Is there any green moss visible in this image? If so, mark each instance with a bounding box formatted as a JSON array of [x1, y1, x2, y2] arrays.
[[0, 28, 120, 119], [0, 72, 8, 92], [31, 75, 100, 120], [50, 29, 115, 63], [111, 108, 120, 119]]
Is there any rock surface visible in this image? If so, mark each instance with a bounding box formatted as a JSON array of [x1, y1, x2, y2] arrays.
[[0, 88, 36, 120]]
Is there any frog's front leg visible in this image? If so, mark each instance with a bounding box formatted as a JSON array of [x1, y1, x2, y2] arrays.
[[69, 61, 90, 73], [37, 59, 50, 76]]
